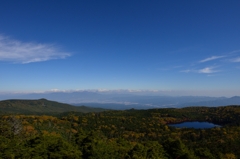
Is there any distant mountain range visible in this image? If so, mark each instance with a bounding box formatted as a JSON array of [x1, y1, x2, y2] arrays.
[[0, 98, 106, 114], [179, 96, 240, 107], [1, 91, 240, 110]]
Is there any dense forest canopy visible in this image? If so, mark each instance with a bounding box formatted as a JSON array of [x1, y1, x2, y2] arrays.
[[1, 100, 240, 158]]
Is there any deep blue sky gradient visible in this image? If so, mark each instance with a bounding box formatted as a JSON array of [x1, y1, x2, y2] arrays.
[[0, 0, 240, 96]]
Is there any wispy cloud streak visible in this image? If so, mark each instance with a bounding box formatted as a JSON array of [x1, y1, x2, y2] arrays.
[[0, 35, 71, 63], [199, 56, 224, 63], [180, 69, 191, 73], [230, 57, 240, 62], [181, 67, 219, 74], [229, 50, 240, 54], [198, 67, 219, 74]]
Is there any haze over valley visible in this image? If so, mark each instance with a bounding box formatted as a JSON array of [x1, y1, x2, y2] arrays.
[[1, 90, 240, 110]]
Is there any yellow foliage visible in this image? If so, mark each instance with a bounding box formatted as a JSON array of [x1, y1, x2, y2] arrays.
[[224, 153, 236, 159], [24, 125, 37, 135], [24, 125, 35, 131], [50, 131, 61, 137], [42, 130, 49, 135], [73, 116, 78, 122], [71, 129, 78, 134], [73, 123, 78, 127], [22, 120, 29, 125], [164, 125, 169, 131]]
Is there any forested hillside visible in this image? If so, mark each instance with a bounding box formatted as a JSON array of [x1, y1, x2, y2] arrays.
[[1, 105, 240, 158], [0, 99, 106, 114]]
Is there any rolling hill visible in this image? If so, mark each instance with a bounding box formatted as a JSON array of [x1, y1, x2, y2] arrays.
[[0, 98, 106, 114]]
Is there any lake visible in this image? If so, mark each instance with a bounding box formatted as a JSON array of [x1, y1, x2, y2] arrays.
[[168, 121, 221, 129]]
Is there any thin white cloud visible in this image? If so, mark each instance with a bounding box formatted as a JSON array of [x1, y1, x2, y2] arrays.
[[50, 89, 65, 92], [198, 67, 219, 74], [181, 66, 219, 74], [180, 69, 192, 73], [199, 56, 224, 63], [2, 89, 240, 97], [230, 57, 240, 62], [0, 35, 71, 64], [229, 50, 240, 54], [44, 89, 162, 94]]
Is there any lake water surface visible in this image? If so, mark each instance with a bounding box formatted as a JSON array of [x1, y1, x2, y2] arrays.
[[168, 121, 221, 129]]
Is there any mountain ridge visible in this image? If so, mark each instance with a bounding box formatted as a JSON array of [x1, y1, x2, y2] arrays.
[[1, 92, 240, 109], [0, 98, 106, 114]]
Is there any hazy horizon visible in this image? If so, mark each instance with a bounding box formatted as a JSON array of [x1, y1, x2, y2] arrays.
[[1, 89, 240, 98]]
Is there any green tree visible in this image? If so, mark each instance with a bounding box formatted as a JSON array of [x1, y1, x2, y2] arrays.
[[164, 138, 197, 159]]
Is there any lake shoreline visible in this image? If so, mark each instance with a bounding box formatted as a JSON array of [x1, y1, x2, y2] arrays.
[[168, 121, 221, 129]]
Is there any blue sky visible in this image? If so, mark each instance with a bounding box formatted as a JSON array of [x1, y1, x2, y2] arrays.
[[0, 0, 240, 96]]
